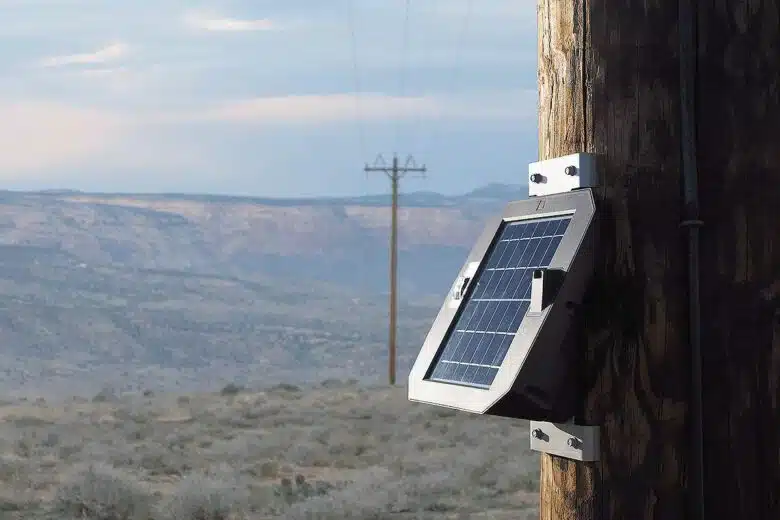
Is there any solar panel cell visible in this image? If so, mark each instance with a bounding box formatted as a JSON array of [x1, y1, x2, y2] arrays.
[[428, 216, 572, 388]]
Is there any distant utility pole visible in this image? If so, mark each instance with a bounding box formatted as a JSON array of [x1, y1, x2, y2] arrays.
[[365, 153, 426, 386]]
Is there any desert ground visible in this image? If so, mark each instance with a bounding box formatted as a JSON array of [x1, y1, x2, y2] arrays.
[[0, 380, 539, 519]]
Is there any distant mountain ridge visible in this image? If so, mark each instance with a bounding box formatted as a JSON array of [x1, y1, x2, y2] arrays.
[[0, 182, 528, 295], [22, 182, 527, 208], [0, 182, 528, 396]]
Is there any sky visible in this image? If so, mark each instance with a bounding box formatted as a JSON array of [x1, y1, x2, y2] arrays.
[[0, 0, 538, 197]]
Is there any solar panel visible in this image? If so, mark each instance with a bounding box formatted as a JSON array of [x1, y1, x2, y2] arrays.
[[427, 215, 572, 388]]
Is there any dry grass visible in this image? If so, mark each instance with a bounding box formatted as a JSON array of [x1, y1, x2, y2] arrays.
[[0, 381, 539, 519]]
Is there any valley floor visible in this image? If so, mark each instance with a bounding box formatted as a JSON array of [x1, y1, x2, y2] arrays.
[[0, 381, 540, 519]]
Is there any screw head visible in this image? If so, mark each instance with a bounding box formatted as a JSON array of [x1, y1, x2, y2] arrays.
[[530, 173, 545, 183], [564, 165, 578, 176], [566, 437, 580, 448], [532, 428, 544, 439]]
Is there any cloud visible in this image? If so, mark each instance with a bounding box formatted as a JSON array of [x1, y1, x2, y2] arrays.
[[0, 100, 210, 182], [69, 66, 156, 95], [190, 90, 536, 125], [0, 101, 128, 175], [39, 42, 130, 68], [0, 87, 533, 176], [195, 94, 430, 124], [183, 11, 275, 32], [431, 0, 534, 18]]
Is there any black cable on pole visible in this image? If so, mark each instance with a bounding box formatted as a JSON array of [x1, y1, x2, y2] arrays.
[[678, 0, 705, 517]]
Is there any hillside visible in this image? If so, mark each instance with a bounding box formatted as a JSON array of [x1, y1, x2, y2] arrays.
[[0, 383, 539, 519], [1, 184, 524, 295], [0, 184, 526, 397]]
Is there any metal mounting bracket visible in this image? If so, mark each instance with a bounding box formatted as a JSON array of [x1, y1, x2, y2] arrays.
[[529, 420, 600, 462], [528, 153, 598, 197]]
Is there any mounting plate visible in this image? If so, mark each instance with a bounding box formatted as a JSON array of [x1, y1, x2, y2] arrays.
[[529, 420, 600, 462], [528, 153, 598, 197]]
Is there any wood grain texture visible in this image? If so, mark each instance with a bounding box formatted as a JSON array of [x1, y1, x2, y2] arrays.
[[538, 0, 690, 518], [697, 1, 780, 518]]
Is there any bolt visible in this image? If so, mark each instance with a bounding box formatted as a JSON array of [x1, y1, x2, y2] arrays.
[[567, 437, 581, 448], [565, 165, 578, 176], [532, 428, 544, 440], [530, 173, 545, 184]]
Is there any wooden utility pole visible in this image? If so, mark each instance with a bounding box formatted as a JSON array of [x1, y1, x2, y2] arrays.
[[365, 154, 426, 385], [537, 1, 780, 519]]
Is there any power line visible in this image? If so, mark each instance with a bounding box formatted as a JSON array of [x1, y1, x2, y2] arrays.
[[403, 0, 440, 157], [393, 0, 413, 155], [365, 153, 426, 386], [418, 0, 475, 161], [394, 0, 413, 156], [346, 0, 366, 161], [346, 0, 474, 163]]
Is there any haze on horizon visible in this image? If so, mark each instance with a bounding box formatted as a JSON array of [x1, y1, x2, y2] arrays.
[[0, 0, 538, 198]]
